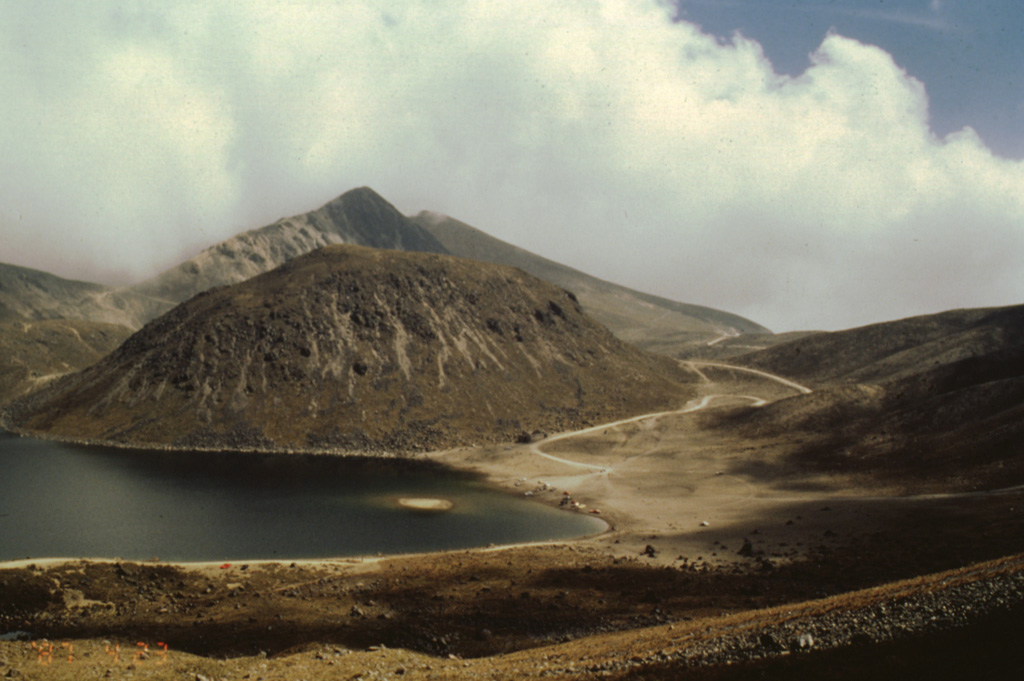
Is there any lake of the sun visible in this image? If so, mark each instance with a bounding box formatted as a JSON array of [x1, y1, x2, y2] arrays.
[[0, 433, 605, 562]]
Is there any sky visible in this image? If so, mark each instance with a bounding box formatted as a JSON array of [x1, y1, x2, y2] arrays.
[[0, 0, 1021, 332]]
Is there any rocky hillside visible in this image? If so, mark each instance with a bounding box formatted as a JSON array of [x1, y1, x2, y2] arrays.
[[0, 189, 457, 406], [412, 210, 770, 350], [712, 305, 1024, 488], [131, 188, 771, 353], [733, 306, 1023, 388], [7, 245, 695, 452]]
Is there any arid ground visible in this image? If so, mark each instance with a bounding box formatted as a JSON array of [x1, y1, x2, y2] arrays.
[[2, 361, 1023, 679]]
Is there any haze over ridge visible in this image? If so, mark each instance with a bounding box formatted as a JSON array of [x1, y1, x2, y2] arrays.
[[1, 1, 1022, 331]]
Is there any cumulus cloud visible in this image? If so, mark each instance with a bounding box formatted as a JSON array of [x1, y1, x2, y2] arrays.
[[1, 0, 1021, 331]]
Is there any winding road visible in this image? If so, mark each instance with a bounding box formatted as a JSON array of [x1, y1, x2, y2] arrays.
[[686, 361, 813, 394], [529, 361, 811, 475], [525, 359, 1024, 507]]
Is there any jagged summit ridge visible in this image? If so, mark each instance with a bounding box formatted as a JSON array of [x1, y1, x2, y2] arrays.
[[129, 187, 449, 305], [319, 187, 449, 252], [0, 188, 450, 331]]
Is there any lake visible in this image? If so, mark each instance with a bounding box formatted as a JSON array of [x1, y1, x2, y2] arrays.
[[0, 433, 604, 562]]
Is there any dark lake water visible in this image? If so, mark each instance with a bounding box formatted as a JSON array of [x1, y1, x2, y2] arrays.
[[0, 433, 604, 562]]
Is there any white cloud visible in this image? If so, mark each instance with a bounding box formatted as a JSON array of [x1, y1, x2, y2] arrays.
[[1, 0, 1022, 330], [0, 5, 238, 281]]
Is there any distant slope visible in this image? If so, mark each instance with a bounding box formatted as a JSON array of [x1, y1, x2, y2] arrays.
[[7, 245, 695, 452], [0, 311, 131, 407], [733, 306, 1021, 387], [0, 263, 161, 329], [715, 305, 1024, 489], [412, 211, 770, 350]]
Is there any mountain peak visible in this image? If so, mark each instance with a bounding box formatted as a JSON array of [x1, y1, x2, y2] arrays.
[[320, 186, 394, 216], [128, 187, 449, 310], [331, 185, 390, 204], [311, 187, 448, 254]]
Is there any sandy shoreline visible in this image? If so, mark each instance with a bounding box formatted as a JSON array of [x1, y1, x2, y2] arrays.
[[0, 368, 907, 573], [1, 363, 1008, 576], [4, 364, 1024, 679]]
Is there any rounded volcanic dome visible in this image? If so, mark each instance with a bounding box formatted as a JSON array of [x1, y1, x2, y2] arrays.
[[9, 245, 696, 452]]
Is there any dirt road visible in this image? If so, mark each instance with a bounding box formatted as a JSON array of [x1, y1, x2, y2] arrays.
[[4, 361, 1023, 679]]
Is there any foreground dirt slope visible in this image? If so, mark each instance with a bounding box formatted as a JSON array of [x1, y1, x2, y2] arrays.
[[1, 545, 1022, 680], [7, 245, 693, 451]]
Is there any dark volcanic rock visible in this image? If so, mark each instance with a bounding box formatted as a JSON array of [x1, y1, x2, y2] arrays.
[[8, 245, 695, 452]]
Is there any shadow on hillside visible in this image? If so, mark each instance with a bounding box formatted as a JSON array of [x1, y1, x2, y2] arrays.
[[638, 490, 1024, 594], [693, 388, 1024, 494]]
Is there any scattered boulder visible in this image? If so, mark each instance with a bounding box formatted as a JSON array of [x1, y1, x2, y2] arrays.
[[792, 632, 815, 651]]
